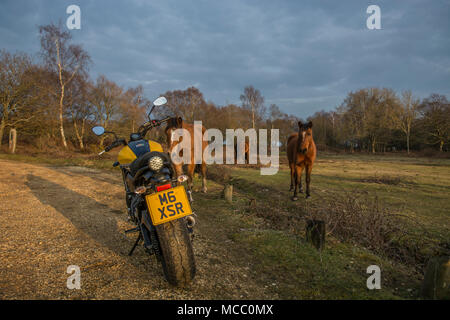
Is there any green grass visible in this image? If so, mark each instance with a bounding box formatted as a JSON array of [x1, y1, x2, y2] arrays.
[[192, 175, 418, 299], [207, 153, 450, 299], [232, 229, 409, 299], [231, 154, 450, 237]]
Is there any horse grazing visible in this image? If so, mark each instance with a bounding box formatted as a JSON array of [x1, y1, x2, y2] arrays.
[[165, 117, 208, 193], [287, 121, 317, 200]]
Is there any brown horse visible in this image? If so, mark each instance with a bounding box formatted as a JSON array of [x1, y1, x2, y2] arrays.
[[165, 117, 208, 193], [234, 140, 250, 164], [287, 121, 317, 200]]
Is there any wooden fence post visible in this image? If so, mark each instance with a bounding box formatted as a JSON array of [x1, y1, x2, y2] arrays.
[[9, 128, 17, 154], [306, 219, 326, 250], [223, 184, 233, 203], [421, 256, 450, 299]]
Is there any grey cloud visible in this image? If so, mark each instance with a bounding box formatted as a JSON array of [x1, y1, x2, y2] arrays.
[[1, 0, 449, 118]]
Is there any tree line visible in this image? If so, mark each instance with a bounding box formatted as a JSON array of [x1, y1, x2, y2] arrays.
[[1, 22, 448, 154], [309, 88, 449, 153]]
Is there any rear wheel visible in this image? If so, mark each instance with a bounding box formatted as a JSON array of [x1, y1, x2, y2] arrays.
[[155, 218, 196, 287]]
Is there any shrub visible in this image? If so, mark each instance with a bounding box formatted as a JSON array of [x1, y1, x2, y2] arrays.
[[206, 164, 232, 184]]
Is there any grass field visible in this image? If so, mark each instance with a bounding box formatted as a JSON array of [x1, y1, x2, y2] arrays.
[[217, 153, 450, 299], [1, 151, 449, 299], [233, 153, 450, 235]]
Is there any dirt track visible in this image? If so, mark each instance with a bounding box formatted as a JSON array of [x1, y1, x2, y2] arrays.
[[0, 159, 273, 299]]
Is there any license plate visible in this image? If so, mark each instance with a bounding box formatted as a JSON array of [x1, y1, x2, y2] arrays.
[[145, 185, 192, 225]]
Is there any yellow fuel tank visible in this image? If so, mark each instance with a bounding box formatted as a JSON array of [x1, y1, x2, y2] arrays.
[[117, 139, 164, 165]]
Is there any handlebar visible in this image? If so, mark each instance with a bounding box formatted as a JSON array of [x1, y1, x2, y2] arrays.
[[98, 118, 170, 156], [143, 116, 171, 129], [105, 139, 123, 152], [139, 116, 171, 137], [98, 138, 126, 155]]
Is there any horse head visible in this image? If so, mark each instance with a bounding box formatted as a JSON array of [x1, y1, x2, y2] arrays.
[[297, 121, 313, 155], [165, 117, 183, 148], [163, 116, 208, 193]]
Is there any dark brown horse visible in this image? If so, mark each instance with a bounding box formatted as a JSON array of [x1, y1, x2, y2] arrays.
[[287, 121, 317, 200], [165, 117, 208, 193]]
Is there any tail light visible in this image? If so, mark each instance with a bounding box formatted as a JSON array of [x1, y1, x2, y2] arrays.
[[156, 184, 172, 192]]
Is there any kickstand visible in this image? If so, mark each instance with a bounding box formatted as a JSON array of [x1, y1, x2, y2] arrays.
[[128, 233, 142, 256]]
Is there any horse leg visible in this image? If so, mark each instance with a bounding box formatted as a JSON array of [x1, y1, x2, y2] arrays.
[[201, 161, 207, 193], [187, 163, 195, 191], [292, 164, 303, 201], [305, 164, 312, 198], [292, 170, 298, 199], [173, 163, 183, 178], [289, 163, 295, 191], [299, 173, 304, 194]]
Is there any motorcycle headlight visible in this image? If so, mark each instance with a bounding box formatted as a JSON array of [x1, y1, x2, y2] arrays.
[[148, 156, 164, 171]]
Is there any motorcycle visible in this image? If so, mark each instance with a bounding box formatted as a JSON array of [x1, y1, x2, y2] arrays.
[[91, 96, 196, 287]]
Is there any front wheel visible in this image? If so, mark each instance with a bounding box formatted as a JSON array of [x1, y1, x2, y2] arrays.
[[154, 218, 196, 287]]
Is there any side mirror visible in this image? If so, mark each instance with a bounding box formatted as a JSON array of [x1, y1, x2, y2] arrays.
[[92, 126, 105, 136], [153, 96, 167, 107]]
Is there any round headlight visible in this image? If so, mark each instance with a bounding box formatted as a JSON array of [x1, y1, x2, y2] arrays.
[[148, 156, 164, 171]]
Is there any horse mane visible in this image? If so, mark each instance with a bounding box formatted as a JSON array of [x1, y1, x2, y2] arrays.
[[287, 133, 298, 145], [166, 117, 181, 129]]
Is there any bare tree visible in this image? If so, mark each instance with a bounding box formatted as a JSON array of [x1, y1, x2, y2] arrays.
[[0, 51, 36, 146], [163, 87, 205, 122], [120, 85, 149, 132], [419, 94, 450, 152], [269, 104, 283, 124], [26, 65, 62, 146], [215, 103, 252, 132], [65, 74, 92, 149], [88, 75, 123, 147], [340, 88, 399, 153], [392, 90, 419, 154], [39, 22, 90, 148], [339, 90, 369, 151], [240, 86, 265, 129]]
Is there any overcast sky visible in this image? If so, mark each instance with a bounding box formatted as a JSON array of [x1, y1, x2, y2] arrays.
[[1, 0, 449, 119]]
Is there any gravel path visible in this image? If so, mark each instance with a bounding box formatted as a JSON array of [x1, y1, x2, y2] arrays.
[[0, 160, 273, 299]]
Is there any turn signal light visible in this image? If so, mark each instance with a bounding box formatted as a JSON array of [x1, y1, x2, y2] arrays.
[[135, 186, 147, 194]]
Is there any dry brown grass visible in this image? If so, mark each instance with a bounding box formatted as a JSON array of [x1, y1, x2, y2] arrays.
[[306, 192, 406, 251], [360, 174, 415, 186], [305, 191, 449, 269], [206, 164, 233, 184]]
